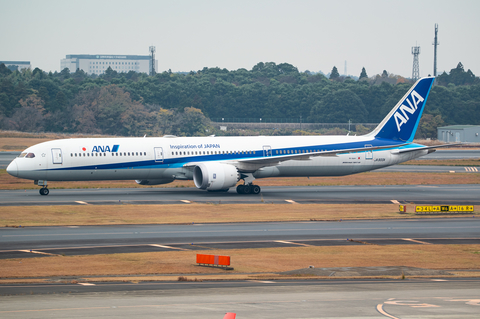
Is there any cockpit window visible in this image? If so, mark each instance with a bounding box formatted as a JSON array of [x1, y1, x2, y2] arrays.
[[19, 153, 27, 158], [25, 153, 35, 158]]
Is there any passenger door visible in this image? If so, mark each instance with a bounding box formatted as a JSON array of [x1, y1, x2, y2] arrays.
[[263, 145, 272, 157], [51, 148, 63, 164], [154, 147, 164, 163]]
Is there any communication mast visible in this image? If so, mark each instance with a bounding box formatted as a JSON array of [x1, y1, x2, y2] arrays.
[[411, 45, 420, 81], [149, 46, 156, 76], [433, 24, 439, 78]]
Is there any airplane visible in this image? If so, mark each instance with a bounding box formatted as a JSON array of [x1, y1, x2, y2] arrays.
[[7, 77, 449, 196]]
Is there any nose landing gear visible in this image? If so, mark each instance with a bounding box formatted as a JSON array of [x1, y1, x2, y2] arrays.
[[35, 180, 49, 195]]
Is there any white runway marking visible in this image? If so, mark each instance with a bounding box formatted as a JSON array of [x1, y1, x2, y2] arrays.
[[402, 238, 432, 245], [150, 244, 189, 251], [275, 240, 312, 247]]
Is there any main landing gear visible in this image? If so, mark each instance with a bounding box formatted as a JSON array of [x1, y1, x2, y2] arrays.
[[237, 173, 261, 195], [236, 184, 261, 195], [39, 187, 49, 196]]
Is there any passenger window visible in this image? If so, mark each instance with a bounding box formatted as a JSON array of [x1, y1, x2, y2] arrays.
[[128, 152, 130, 156], [144, 152, 146, 156], [70, 153, 73, 157]]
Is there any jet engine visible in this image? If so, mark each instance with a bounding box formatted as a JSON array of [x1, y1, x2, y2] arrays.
[[193, 163, 240, 191], [135, 178, 175, 186]]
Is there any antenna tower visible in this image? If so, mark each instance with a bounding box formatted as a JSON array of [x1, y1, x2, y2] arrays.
[[344, 60, 347, 76], [411, 45, 420, 81], [149, 46, 156, 76], [433, 24, 439, 78]]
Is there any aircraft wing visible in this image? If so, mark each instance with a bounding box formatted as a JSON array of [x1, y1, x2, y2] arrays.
[[228, 143, 410, 169], [181, 143, 410, 172]]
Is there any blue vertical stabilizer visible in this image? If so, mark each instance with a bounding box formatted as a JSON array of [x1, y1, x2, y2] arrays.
[[373, 77, 434, 142]]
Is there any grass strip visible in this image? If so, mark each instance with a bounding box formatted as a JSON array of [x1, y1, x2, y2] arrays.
[[1, 245, 479, 279], [2, 204, 477, 226]]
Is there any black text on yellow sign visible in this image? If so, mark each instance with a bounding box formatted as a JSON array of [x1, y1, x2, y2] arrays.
[[415, 205, 474, 213]]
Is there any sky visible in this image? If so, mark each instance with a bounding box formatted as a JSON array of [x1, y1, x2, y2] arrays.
[[1, 0, 480, 78]]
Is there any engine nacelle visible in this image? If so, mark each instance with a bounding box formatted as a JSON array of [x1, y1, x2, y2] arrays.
[[135, 178, 174, 186], [193, 163, 240, 191]]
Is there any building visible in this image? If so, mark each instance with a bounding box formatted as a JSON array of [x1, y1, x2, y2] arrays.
[[437, 125, 480, 143], [0, 61, 31, 72], [60, 54, 157, 75]]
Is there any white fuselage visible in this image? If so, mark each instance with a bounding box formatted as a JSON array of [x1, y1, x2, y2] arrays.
[[7, 135, 427, 183]]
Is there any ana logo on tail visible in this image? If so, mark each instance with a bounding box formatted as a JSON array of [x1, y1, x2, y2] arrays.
[[393, 90, 424, 132]]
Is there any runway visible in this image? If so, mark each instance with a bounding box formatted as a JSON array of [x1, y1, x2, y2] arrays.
[[1, 218, 479, 259], [1, 184, 479, 206], [1, 279, 479, 318]]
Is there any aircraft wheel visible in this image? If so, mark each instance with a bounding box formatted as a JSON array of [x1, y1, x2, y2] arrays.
[[236, 185, 245, 194], [242, 185, 251, 194], [251, 185, 261, 194], [39, 188, 49, 196]]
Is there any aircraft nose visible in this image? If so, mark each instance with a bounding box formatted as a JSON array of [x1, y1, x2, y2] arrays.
[[6, 160, 18, 177]]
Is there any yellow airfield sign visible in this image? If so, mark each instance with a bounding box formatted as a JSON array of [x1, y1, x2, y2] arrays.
[[415, 205, 474, 213]]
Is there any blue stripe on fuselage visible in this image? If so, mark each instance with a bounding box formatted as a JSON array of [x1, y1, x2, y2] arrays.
[[43, 137, 407, 172]]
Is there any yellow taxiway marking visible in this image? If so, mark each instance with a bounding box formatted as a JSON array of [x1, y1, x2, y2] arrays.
[[181, 200, 192, 204], [75, 201, 88, 205], [275, 240, 312, 247], [78, 283, 96, 286], [402, 238, 432, 245], [285, 200, 298, 204], [376, 304, 399, 319], [149, 244, 189, 251], [390, 200, 400, 204]]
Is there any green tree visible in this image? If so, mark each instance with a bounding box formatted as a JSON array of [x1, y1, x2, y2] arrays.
[[309, 89, 368, 123], [173, 107, 212, 136], [329, 66, 340, 80], [7, 95, 45, 132], [359, 67, 368, 80], [416, 114, 444, 139]]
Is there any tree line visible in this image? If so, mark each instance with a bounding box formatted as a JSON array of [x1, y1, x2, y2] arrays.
[[0, 61, 479, 138]]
